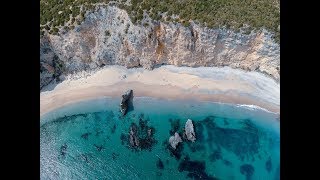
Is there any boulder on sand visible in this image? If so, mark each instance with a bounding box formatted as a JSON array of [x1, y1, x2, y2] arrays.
[[185, 119, 196, 142]]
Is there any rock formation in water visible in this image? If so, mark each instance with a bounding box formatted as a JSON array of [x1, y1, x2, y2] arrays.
[[121, 116, 157, 151], [185, 119, 196, 142], [120, 89, 133, 116], [129, 123, 139, 148], [40, 5, 280, 90], [169, 132, 183, 150]]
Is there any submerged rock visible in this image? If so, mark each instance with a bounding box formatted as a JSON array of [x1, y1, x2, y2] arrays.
[[223, 159, 233, 167], [169, 132, 182, 150], [156, 158, 164, 170], [110, 124, 116, 134], [179, 155, 217, 180], [240, 164, 255, 180], [112, 152, 119, 160], [203, 116, 260, 161], [265, 156, 272, 173], [120, 89, 133, 116], [120, 115, 157, 151], [94, 144, 104, 152], [209, 149, 222, 162], [81, 132, 92, 140], [60, 143, 67, 157], [120, 133, 128, 145], [164, 139, 184, 160], [185, 119, 196, 142], [129, 123, 139, 148]]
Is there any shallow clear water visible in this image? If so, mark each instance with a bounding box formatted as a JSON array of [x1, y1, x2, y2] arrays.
[[40, 97, 280, 180]]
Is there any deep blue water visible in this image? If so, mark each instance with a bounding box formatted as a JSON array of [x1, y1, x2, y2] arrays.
[[40, 97, 280, 180]]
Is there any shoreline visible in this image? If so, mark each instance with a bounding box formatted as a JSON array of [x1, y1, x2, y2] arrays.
[[40, 65, 280, 117]]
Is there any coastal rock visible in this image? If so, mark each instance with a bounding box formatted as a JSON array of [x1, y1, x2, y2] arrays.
[[185, 119, 196, 142], [120, 89, 133, 116], [169, 132, 182, 149], [40, 5, 280, 90]]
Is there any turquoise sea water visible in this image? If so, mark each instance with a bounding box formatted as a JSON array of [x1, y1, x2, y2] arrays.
[[40, 97, 280, 180]]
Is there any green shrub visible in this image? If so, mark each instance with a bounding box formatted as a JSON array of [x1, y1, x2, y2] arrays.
[[182, 21, 190, 27], [53, 27, 59, 33]]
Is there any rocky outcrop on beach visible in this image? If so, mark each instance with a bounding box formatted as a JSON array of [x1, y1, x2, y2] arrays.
[[185, 119, 196, 142], [169, 132, 183, 150], [40, 5, 280, 90], [120, 89, 133, 116]]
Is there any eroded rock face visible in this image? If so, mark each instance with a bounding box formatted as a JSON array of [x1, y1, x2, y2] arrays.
[[40, 35, 65, 90], [169, 132, 183, 149], [185, 119, 196, 142], [40, 5, 280, 89]]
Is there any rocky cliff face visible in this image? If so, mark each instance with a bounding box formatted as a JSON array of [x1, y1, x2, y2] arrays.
[[40, 5, 280, 90]]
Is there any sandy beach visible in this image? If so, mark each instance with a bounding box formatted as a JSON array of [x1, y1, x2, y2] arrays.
[[40, 65, 280, 117]]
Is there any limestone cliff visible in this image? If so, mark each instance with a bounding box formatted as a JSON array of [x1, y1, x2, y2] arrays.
[[40, 5, 280, 90]]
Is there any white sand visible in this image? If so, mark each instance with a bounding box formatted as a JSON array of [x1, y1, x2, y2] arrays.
[[40, 65, 280, 117]]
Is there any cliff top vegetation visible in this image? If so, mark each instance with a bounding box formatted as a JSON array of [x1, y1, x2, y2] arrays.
[[40, 0, 280, 43]]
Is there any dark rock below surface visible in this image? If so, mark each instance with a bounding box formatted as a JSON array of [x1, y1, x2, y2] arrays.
[[156, 158, 164, 170], [120, 115, 157, 151], [240, 164, 255, 180], [179, 155, 217, 180]]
